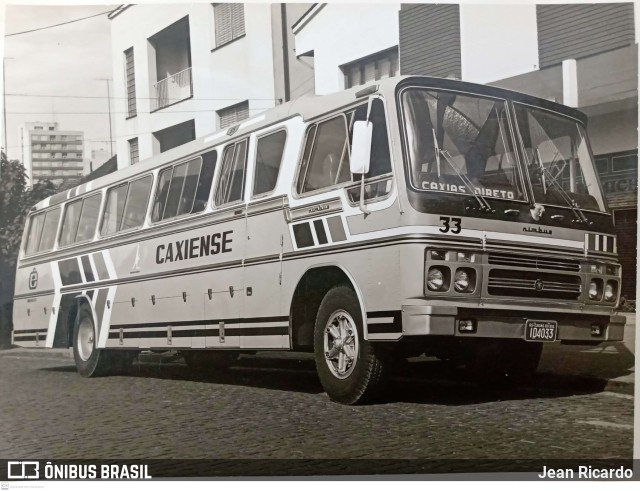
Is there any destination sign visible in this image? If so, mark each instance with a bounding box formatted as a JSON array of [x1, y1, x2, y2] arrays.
[[421, 180, 516, 200]]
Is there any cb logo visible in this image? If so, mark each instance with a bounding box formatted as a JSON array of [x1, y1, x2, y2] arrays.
[[7, 461, 39, 479]]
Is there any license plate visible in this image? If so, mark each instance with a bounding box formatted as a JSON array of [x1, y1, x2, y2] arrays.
[[524, 319, 558, 342]]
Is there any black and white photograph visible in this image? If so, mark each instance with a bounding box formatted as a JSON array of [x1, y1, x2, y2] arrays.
[[0, 0, 636, 484]]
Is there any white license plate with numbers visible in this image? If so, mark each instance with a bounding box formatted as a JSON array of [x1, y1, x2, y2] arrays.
[[524, 319, 558, 342]]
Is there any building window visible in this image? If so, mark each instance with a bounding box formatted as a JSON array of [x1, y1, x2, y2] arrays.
[[612, 154, 637, 172], [129, 137, 139, 164], [342, 47, 399, 89], [217, 100, 249, 129], [49, 136, 55, 141], [213, 3, 245, 48], [153, 119, 196, 153], [34, 126, 43, 130], [124, 47, 137, 118]]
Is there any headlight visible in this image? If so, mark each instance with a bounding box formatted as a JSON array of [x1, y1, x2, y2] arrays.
[[588, 279, 602, 300], [427, 267, 445, 291], [454, 269, 470, 292], [604, 281, 617, 302]]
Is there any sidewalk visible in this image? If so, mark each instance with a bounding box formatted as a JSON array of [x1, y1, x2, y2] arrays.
[[1, 314, 635, 393]]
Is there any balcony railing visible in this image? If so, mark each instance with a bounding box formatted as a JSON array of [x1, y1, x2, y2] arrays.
[[152, 67, 193, 111]]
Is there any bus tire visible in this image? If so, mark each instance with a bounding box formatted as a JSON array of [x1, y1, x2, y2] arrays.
[[183, 350, 238, 373], [314, 286, 387, 405], [72, 303, 111, 377]]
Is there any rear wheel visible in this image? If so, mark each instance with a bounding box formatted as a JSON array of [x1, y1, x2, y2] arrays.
[[314, 286, 387, 404], [73, 303, 113, 377]]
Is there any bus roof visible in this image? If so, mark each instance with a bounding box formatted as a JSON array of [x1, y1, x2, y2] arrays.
[[33, 75, 587, 212]]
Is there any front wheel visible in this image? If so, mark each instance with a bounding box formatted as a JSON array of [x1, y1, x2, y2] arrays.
[[314, 286, 387, 404]]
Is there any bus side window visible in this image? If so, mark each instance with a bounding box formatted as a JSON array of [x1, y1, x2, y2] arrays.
[[37, 208, 61, 252], [215, 139, 248, 206], [298, 115, 349, 193], [120, 176, 152, 231], [192, 150, 217, 213], [25, 212, 46, 255], [253, 130, 286, 197], [75, 194, 102, 243], [101, 183, 128, 236], [152, 157, 202, 221], [59, 199, 83, 247], [152, 168, 172, 222]]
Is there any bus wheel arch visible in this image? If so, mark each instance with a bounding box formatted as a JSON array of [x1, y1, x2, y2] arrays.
[[66, 295, 93, 348], [289, 265, 367, 350]]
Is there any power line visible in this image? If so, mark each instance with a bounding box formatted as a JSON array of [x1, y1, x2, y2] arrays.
[[6, 108, 275, 115], [4, 10, 113, 37], [6, 93, 280, 101]]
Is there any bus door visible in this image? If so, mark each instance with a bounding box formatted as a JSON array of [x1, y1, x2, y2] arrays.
[[205, 139, 249, 349], [240, 128, 290, 350], [242, 195, 287, 349]]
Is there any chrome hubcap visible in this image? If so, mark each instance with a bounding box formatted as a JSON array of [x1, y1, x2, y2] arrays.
[[324, 310, 359, 379], [77, 318, 95, 361]]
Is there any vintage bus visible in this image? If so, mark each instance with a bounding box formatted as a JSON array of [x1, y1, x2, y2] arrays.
[[13, 76, 625, 404]]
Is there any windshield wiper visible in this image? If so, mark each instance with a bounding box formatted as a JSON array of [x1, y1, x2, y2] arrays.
[[534, 152, 589, 224], [438, 149, 494, 213]]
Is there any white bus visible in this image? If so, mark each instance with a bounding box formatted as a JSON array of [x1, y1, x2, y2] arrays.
[[13, 76, 625, 404]]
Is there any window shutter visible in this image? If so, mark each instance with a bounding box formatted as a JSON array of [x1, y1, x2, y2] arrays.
[[214, 3, 245, 47], [230, 3, 245, 38], [218, 101, 249, 129], [124, 48, 137, 117]]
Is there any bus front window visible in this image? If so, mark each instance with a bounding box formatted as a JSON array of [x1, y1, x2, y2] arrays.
[[402, 88, 524, 201], [514, 104, 606, 212]]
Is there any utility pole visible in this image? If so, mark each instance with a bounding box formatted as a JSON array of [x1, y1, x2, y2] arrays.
[[2, 57, 14, 179], [96, 78, 113, 156]]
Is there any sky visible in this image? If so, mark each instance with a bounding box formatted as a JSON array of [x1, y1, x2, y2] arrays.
[[1, 3, 117, 164]]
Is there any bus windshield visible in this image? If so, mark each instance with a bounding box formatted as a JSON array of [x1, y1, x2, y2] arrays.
[[401, 88, 606, 212], [402, 88, 524, 202], [514, 103, 605, 212]]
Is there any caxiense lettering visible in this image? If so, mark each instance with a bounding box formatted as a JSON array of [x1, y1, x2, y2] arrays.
[[156, 230, 233, 264]]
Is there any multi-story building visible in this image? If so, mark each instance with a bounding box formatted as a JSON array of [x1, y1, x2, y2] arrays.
[[294, 2, 638, 301], [18, 122, 84, 187], [108, 3, 313, 169]]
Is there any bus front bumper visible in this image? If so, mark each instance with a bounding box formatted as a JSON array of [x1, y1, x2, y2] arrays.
[[400, 305, 625, 343]]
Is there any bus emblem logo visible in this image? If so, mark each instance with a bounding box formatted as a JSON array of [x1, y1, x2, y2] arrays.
[[534, 279, 544, 291], [28, 269, 38, 290]]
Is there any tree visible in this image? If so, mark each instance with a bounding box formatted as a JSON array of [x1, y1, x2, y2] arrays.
[[0, 153, 58, 347]]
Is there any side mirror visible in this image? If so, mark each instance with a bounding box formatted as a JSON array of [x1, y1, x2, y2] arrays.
[[350, 120, 372, 175]]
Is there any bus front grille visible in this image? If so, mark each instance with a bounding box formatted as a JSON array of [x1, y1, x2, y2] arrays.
[[488, 252, 580, 272], [488, 270, 582, 300]]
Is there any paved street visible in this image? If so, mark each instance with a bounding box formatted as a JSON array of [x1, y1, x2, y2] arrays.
[[0, 350, 633, 465]]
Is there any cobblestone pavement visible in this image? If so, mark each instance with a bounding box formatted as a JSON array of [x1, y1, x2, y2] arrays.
[[0, 354, 633, 462]]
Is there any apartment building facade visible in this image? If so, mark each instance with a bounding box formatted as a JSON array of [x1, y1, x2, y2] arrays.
[[293, 2, 638, 301], [108, 3, 313, 169], [18, 122, 84, 187]]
